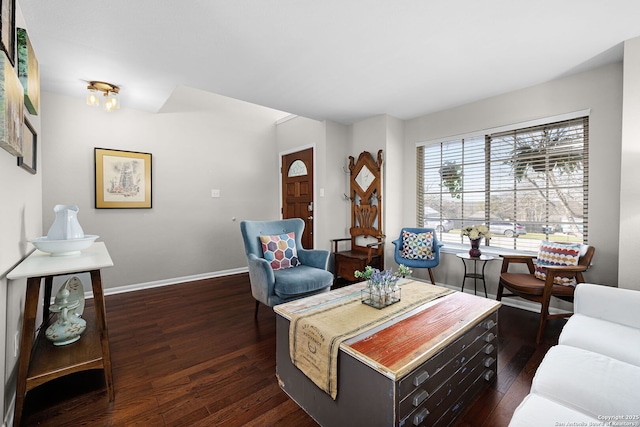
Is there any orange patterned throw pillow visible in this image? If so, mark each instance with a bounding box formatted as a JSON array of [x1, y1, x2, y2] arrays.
[[534, 241, 581, 286], [259, 232, 300, 270]]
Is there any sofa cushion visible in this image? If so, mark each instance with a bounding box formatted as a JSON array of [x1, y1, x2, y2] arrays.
[[574, 283, 640, 330], [531, 345, 640, 418], [509, 393, 598, 427], [534, 241, 581, 285], [559, 313, 640, 367], [260, 232, 300, 270], [400, 230, 434, 260], [273, 265, 333, 299]]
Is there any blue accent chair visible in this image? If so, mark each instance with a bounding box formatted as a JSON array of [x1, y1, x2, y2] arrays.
[[240, 219, 333, 318], [392, 227, 444, 284]]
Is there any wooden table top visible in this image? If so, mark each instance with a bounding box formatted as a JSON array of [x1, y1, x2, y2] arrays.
[[275, 282, 500, 380]]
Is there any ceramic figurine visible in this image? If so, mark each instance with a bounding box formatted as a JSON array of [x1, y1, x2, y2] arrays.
[[45, 279, 87, 346]]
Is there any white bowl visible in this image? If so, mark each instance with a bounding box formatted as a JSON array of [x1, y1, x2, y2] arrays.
[[30, 235, 99, 256]]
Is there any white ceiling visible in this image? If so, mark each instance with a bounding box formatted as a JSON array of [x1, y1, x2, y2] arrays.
[[18, 0, 640, 124]]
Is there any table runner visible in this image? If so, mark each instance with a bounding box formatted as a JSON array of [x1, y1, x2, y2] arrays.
[[289, 280, 454, 399]]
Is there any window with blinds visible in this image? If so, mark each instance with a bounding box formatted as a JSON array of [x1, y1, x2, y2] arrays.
[[417, 116, 589, 252]]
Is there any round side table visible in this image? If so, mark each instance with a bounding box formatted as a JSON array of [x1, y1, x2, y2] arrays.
[[455, 253, 495, 298]]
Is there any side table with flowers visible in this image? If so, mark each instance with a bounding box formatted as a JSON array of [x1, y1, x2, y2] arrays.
[[461, 225, 490, 257]]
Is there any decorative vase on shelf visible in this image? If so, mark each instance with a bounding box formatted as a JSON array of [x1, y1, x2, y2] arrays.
[[469, 238, 482, 257], [45, 278, 87, 346]]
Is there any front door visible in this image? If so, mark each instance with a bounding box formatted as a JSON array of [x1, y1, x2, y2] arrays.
[[282, 148, 314, 249]]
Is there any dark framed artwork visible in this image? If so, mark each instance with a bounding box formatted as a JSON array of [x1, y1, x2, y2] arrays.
[[17, 117, 36, 173], [0, 0, 15, 66], [0, 50, 23, 156], [95, 148, 152, 209], [17, 28, 39, 114]]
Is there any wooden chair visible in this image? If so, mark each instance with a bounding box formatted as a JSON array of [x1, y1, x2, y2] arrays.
[[497, 245, 595, 343], [332, 150, 384, 283], [332, 237, 384, 282]]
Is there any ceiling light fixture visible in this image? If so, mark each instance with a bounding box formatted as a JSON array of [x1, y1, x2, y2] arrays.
[[86, 81, 120, 112]]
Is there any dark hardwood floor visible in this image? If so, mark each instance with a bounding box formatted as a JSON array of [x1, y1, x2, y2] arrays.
[[21, 273, 565, 426]]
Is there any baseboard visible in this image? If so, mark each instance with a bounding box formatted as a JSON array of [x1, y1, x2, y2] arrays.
[[82, 267, 249, 299]]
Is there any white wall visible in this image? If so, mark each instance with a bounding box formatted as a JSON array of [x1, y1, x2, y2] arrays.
[[619, 37, 640, 291], [322, 120, 351, 248], [0, 113, 40, 427], [351, 115, 388, 156], [1, 5, 42, 423], [41, 86, 289, 289], [403, 62, 623, 294], [382, 116, 404, 267]]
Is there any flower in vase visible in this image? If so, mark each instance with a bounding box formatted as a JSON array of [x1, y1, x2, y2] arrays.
[[461, 225, 490, 240], [356, 265, 408, 308], [354, 264, 413, 290], [370, 269, 399, 290]]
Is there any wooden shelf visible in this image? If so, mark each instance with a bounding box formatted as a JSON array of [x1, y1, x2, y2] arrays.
[[27, 317, 105, 391], [7, 243, 114, 427]]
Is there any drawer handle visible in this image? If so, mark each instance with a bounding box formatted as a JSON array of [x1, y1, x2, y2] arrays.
[[413, 408, 429, 426], [483, 344, 495, 354], [484, 332, 496, 342], [483, 356, 496, 368], [483, 319, 496, 329], [412, 389, 429, 407], [483, 370, 495, 381], [413, 370, 429, 387]]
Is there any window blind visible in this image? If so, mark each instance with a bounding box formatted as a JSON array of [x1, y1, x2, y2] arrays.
[[418, 116, 589, 252]]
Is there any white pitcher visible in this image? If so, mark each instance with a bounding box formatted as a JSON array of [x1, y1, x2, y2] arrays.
[[47, 205, 85, 240]]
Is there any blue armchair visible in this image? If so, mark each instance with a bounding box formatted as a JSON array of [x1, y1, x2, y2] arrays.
[[392, 227, 444, 284], [240, 219, 333, 318]]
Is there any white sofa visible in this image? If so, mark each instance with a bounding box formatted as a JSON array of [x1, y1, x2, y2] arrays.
[[509, 283, 640, 426]]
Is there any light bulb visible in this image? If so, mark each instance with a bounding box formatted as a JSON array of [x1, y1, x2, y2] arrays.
[[104, 98, 115, 112], [103, 93, 119, 112], [110, 93, 119, 109], [86, 90, 99, 107]]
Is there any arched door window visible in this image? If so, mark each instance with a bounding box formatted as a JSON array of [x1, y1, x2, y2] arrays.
[[288, 160, 308, 177]]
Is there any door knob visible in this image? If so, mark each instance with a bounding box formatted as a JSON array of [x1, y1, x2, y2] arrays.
[[308, 216, 313, 220]]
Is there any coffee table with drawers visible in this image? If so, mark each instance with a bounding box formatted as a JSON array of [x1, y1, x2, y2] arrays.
[[275, 282, 500, 427]]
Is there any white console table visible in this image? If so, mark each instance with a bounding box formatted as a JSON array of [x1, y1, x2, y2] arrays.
[[7, 242, 114, 427]]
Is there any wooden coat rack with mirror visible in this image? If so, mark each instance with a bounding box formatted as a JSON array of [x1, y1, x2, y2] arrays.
[[332, 150, 384, 283]]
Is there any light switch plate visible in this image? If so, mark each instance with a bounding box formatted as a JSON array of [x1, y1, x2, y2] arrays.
[[211, 189, 220, 198]]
